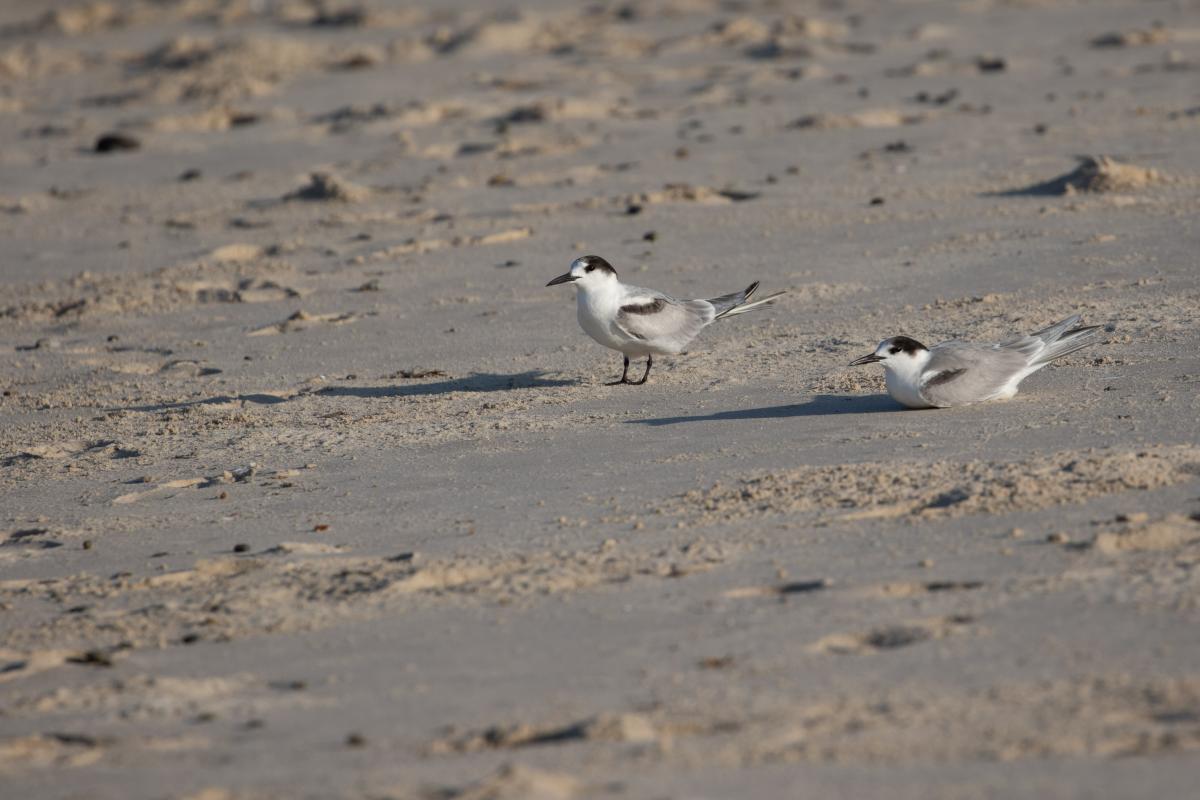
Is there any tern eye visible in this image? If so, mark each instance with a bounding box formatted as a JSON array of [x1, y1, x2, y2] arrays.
[[888, 346, 900, 355], [584, 264, 595, 273]]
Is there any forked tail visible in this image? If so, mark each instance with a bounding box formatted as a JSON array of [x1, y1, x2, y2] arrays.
[[1030, 314, 1103, 365], [709, 281, 786, 320]]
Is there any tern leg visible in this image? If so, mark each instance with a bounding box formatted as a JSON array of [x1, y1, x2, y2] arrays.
[[605, 356, 631, 385], [630, 355, 653, 385]]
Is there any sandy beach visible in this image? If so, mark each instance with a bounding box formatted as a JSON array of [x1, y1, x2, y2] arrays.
[[1, 1, 1199, 797]]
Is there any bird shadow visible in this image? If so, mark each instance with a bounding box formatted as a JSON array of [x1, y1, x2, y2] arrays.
[[115, 371, 575, 411], [315, 371, 576, 399], [630, 394, 905, 426]]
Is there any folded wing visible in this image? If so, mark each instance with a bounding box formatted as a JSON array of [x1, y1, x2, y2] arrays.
[[614, 293, 716, 352], [918, 343, 1030, 407]]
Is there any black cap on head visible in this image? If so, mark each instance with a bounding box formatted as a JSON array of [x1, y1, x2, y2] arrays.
[[576, 255, 617, 276], [885, 335, 928, 354]]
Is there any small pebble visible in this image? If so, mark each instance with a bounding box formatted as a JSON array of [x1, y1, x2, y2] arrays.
[[82, 540, 93, 550], [345, 732, 367, 747], [977, 55, 1007, 72], [233, 543, 250, 553], [69, 649, 113, 667], [272, 679, 307, 691], [94, 132, 140, 153], [1046, 532, 1068, 544], [699, 655, 735, 670]]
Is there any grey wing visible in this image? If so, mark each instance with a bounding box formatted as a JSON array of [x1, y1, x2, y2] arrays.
[[614, 288, 716, 352], [995, 316, 1081, 360], [995, 334, 1045, 360], [918, 343, 1030, 407]]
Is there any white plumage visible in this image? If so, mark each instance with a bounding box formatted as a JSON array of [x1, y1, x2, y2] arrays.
[[547, 255, 784, 385], [849, 315, 1104, 408]]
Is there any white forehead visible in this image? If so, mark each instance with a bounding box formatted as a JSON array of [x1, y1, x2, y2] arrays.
[[570, 257, 589, 271]]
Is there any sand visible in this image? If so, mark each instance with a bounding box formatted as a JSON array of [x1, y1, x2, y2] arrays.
[[1, 1, 1199, 798]]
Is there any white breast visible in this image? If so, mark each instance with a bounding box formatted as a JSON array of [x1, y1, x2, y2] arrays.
[[885, 369, 935, 409], [576, 290, 629, 351]]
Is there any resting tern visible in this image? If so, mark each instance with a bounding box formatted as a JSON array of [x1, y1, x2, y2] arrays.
[[848, 314, 1103, 408]]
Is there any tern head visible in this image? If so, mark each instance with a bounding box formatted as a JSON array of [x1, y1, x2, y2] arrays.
[[849, 336, 929, 370], [546, 255, 618, 290]]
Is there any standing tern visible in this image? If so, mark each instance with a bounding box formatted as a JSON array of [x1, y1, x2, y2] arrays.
[[547, 255, 784, 385], [848, 314, 1103, 408]]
